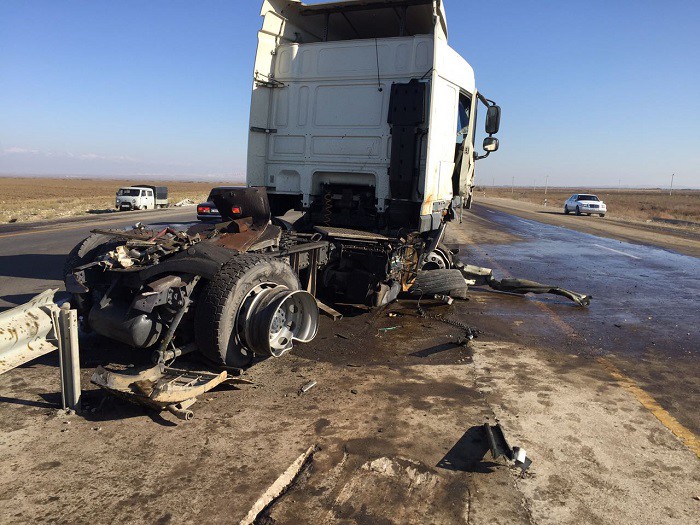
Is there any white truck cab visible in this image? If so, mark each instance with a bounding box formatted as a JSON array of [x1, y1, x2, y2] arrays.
[[248, 0, 500, 233]]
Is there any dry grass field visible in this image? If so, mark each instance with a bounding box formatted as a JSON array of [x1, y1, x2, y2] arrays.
[[0, 177, 235, 224], [476, 187, 700, 227], [1, 177, 697, 229]]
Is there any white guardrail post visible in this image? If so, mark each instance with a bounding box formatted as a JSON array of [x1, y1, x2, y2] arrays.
[[0, 289, 81, 411], [54, 305, 81, 411]]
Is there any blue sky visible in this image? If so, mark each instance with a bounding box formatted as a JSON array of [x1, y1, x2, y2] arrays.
[[0, 0, 698, 188]]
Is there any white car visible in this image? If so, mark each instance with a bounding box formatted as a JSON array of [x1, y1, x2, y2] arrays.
[[564, 194, 607, 217]]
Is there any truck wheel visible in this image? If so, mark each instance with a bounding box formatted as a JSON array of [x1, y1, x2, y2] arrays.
[[63, 233, 121, 284], [408, 269, 468, 296], [194, 254, 304, 368], [63, 233, 122, 324], [422, 244, 454, 270]]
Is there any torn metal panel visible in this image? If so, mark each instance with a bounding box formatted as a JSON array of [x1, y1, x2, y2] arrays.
[[459, 264, 591, 307], [483, 423, 532, 472], [488, 277, 591, 307]]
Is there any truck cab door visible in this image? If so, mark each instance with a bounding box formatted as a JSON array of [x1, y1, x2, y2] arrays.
[[455, 92, 477, 208]]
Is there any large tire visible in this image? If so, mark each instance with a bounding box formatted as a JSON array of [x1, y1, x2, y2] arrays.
[[575, 205, 581, 216], [563, 206, 570, 215], [408, 269, 468, 296], [194, 254, 300, 368], [63, 233, 121, 284]]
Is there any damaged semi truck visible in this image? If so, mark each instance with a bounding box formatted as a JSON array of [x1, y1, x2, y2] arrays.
[[64, 0, 583, 372]]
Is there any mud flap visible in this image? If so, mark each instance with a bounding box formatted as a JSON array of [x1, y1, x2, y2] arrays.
[[91, 364, 247, 420]]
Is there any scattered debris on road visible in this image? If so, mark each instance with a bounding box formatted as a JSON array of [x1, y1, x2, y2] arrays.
[[460, 264, 591, 306], [483, 423, 532, 472], [91, 364, 246, 420], [239, 445, 316, 525], [299, 380, 317, 395]]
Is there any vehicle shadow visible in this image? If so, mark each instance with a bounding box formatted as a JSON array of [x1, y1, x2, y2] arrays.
[[0, 253, 67, 280], [0, 292, 67, 312], [86, 209, 118, 215]]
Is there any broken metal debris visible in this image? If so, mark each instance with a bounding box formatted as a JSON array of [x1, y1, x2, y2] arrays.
[[317, 300, 343, 320], [434, 294, 454, 305], [483, 423, 532, 472], [417, 302, 479, 341], [458, 264, 591, 307], [90, 226, 203, 270], [300, 380, 317, 394], [91, 364, 241, 421]]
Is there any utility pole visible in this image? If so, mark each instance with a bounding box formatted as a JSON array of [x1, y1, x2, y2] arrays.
[[618, 178, 621, 192], [511, 176, 514, 194], [544, 175, 549, 195], [492, 175, 495, 188], [669, 173, 674, 196]]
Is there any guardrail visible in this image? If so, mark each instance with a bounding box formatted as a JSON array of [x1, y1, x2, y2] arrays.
[[0, 289, 81, 410], [0, 289, 60, 375]]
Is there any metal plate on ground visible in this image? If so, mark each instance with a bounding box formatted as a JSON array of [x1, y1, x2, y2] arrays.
[[314, 226, 388, 241]]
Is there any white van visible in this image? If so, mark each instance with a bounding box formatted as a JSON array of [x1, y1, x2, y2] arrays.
[[115, 187, 155, 211]]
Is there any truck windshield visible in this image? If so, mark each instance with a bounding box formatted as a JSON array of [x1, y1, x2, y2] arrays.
[[117, 189, 140, 197]]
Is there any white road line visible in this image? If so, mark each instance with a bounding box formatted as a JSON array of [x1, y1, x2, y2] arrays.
[[593, 243, 641, 260], [516, 219, 531, 225], [486, 209, 496, 214]]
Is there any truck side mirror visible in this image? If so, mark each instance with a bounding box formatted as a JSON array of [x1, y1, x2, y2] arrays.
[[485, 105, 501, 135], [483, 137, 499, 152]]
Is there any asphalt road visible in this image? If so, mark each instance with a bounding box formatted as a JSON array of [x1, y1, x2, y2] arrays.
[[0, 207, 197, 309]]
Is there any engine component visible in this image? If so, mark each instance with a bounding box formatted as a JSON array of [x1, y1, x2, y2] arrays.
[[89, 301, 163, 348]]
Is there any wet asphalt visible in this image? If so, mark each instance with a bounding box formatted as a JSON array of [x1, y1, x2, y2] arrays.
[[466, 204, 698, 358], [461, 204, 699, 434]]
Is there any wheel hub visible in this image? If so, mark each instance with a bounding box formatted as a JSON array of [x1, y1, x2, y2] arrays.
[[238, 283, 318, 358]]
